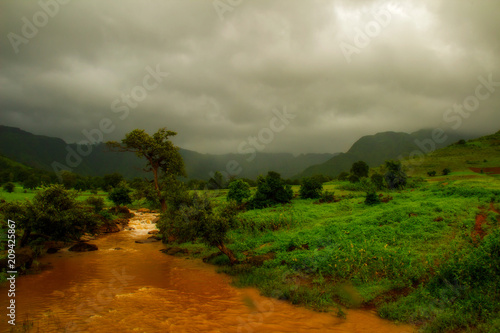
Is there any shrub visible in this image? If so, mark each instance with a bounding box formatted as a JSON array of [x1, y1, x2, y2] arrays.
[[158, 192, 239, 264], [22, 176, 39, 190], [370, 173, 385, 190], [338, 181, 368, 192], [337, 172, 349, 181], [365, 192, 380, 205], [310, 174, 331, 183], [108, 186, 132, 207], [98, 210, 114, 221], [86, 196, 105, 213], [407, 177, 426, 189], [248, 172, 293, 209], [299, 177, 323, 199], [103, 172, 124, 190], [0, 185, 100, 245], [3, 182, 15, 193], [319, 190, 335, 203], [384, 160, 407, 190], [348, 174, 360, 183], [207, 171, 228, 190], [227, 179, 251, 204], [442, 168, 451, 176], [351, 161, 369, 178], [427, 171, 437, 177]]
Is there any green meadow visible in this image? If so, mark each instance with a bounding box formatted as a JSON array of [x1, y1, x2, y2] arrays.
[[401, 131, 500, 178], [174, 173, 500, 333], [0, 185, 113, 205]]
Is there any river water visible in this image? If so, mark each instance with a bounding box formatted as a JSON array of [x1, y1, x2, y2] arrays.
[[1, 211, 414, 332]]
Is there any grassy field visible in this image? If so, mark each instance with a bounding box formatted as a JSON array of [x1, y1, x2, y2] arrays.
[[401, 130, 500, 177], [174, 173, 500, 332], [0, 184, 114, 206], [2, 177, 499, 331]]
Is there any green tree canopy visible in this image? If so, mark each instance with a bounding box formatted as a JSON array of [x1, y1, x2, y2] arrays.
[[60, 170, 78, 189], [103, 172, 124, 190], [370, 173, 385, 190], [158, 190, 239, 264], [299, 177, 323, 199], [227, 179, 251, 204], [22, 175, 40, 190], [350, 161, 370, 178], [249, 171, 293, 209], [107, 128, 185, 212], [384, 160, 407, 190], [207, 171, 227, 190], [337, 171, 349, 181], [108, 185, 132, 207], [3, 182, 15, 193], [0, 185, 99, 246]]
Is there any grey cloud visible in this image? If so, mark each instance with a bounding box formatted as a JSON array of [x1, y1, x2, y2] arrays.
[[1, 0, 499, 155]]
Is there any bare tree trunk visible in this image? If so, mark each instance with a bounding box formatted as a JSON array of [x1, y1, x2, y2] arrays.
[[151, 166, 167, 212], [216, 242, 239, 265]]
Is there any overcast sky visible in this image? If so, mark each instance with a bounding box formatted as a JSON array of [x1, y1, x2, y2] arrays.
[[1, 0, 499, 154]]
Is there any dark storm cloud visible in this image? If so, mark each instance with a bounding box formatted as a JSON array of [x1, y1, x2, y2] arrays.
[[1, 0, 499, 154]]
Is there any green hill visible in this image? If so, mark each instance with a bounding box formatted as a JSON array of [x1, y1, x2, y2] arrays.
[[294, 129, 471, 179], [402, 130, 500, 177], [0, 154, 31, 171], [0, 153, 58, 184]]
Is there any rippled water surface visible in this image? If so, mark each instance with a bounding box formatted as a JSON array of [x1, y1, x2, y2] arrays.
[[1, 211, 414, 332]]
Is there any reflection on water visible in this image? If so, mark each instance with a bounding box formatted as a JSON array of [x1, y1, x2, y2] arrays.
[[1, 211, 414, 332]]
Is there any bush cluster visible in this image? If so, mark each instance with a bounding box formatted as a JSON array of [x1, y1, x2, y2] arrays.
[[0, 185, 101, 245], [248, 172, 293, 209]]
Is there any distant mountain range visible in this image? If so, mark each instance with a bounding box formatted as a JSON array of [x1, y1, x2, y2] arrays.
[[293, 129, 474, 178], [0, 125, 476, 181], [0, 126, 334, 180]]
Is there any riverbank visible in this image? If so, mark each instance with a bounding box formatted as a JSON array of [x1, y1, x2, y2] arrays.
[[0, 209, 413, 332], [159, 178, 500, 333], [0, 207, 139, 282]]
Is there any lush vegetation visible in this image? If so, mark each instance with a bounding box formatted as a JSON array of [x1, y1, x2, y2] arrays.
[[158, 184, 240, 264], [153, 134, 500, 333], [401, 130, 500, 178], [1, 128, 500, 332], [296, 130, 468, 179], [0, 185, 104, 246], [166, 174, 499, 332]]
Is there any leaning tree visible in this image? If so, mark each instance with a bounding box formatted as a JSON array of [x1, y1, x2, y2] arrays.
[[107, 128, 185, 212]]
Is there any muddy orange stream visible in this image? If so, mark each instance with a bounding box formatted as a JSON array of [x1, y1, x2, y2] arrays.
[[1, 211, 414, 332]]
